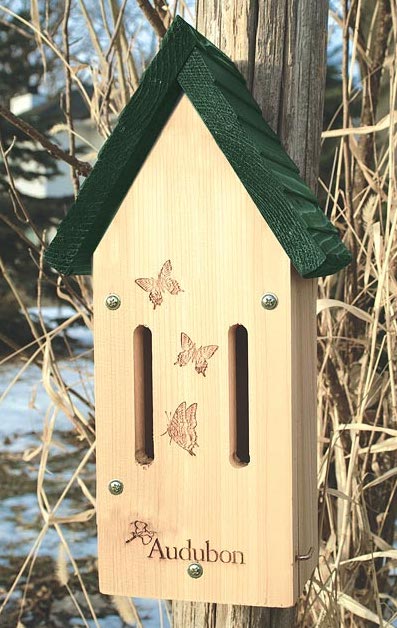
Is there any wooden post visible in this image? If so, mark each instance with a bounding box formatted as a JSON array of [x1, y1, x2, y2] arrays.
[[172, 0, 328, 625]]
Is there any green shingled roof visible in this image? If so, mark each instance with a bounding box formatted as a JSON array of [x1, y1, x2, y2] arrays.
[[44, 16, 351, 278]]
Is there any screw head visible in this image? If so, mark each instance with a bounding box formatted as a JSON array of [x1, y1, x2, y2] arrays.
[[108, 479, 124, 495], [187, 563, 203, 579], [105, 294, 121, 310], [261, 292, 278, 311]]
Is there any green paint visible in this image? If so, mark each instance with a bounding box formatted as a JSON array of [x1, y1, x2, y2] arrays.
[[44, 16, 351, 278]]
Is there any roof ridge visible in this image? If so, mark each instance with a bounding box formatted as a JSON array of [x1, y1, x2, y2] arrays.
[[44, 16, 351, 278], [172, 16, 242, 71]]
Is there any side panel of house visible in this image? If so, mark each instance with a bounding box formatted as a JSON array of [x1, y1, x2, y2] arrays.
[[93, 96, 296, 606], [291, 272, 318, 590]]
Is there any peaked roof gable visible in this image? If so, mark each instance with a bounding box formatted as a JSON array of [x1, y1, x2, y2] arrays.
[[44, 16, 351, 278]]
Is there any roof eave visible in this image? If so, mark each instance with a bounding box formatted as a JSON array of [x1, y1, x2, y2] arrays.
[[44, 17, 197, 275], [44, 16, 351, 279]]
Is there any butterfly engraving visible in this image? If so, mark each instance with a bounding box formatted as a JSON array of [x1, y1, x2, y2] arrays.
[[174, 332, 218, 377], [162, 401, 198, 456], [125, 520, 155, 545], [135, 260, 183, 309]]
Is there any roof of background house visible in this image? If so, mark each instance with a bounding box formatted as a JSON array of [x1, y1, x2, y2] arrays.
[[44, 16, 351, 278], [25, 87, 94, 128]]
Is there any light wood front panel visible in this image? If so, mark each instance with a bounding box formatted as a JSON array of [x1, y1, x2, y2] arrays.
[[93, 96, 298, 606]]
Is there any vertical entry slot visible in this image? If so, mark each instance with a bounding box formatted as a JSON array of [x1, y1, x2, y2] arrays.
[[229, 325, 250, 466], [134, 325, 154, 465]]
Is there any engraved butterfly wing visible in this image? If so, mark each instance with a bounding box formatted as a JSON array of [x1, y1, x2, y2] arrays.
[[174, 332, 196, 368], [166, 401, 198, 456], [159, 260, 183, 295], [195, 345, 218, 376], [135, 277, 163, 309], [135, 260, 182, 308]]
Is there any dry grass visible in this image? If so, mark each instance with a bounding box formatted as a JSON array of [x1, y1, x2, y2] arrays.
[[0, 1, 395, 626], [299, 2, 397, 625]]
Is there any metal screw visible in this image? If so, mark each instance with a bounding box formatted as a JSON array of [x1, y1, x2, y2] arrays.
[[187, 563, 203, 579], [108, 479, 124, 495], [261, 292, 278, 311], [105, 294, 121, 310]]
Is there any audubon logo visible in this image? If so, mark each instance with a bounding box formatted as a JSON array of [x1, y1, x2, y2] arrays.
[[148, 538, 245, 564], [126, 521, 245, 565], [126, 520, 155, 545]]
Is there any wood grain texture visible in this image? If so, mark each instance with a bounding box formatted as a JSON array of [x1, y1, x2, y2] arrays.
[[254, 0, 328, 190], [94, 96, 299, 607], [173, 0, 327, 624], [196, 0, 258, 89], [197, 0, 328, 188], [291, 271, 318, 589], [172, 601, 297, 627]]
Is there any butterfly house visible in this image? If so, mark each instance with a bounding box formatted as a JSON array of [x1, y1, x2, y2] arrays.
[[45, 17, 351, 608]]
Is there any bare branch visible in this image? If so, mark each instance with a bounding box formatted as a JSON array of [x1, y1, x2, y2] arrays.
[[136, 0, 166, 37], [0, 103, 92, 177], [62, 0, 80, 193]]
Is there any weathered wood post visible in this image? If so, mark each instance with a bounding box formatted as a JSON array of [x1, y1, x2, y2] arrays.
[[173, 1, 329, 626]]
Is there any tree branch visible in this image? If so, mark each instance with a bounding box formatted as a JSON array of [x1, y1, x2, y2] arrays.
[[0, 104, 92, 177], [354, 0, 392, 202], [136, 0, 166, 38], [62, 0, 80, 193]]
